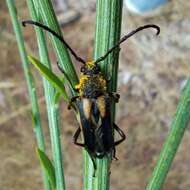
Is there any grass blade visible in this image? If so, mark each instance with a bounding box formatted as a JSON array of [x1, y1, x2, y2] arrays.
[[28, 55, 69, 102], [37, 148, 56, 190], [83, 1, 123, 190], [37, 0, 79, 93], [6, 1, 50, 189], [146, 79, 190, 190], [27, 1, 67, 190]]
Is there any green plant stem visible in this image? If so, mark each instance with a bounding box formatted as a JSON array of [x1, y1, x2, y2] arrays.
[[32, 1, 80, 188], [27, 1, 66, 190], [83, 1, 123, 190], [37, 0, 78, 93], [146, 79, 190, 190], [6, 0, 49, 189]]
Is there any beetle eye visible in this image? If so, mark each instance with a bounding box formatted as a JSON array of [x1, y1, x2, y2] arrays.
[[80, 67, 86, 73]]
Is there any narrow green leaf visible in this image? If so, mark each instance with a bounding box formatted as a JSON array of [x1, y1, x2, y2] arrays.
[[146, 79, 190, 190], [28, 55, 69, 102], [38, 0, 79, 93], [53, 77, 66, 104], [37, 148, 56, 190], [53, 91, 62, 104], [6, 1, 51, 190], [27, 2, 66, 190]]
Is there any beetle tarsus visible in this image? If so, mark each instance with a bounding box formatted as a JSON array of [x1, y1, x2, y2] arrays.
[[68, 96, 79, 109], [113, 124, 126, 146]]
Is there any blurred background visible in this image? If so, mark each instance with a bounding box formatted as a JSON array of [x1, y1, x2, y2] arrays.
[[0, 0, 190, 190]]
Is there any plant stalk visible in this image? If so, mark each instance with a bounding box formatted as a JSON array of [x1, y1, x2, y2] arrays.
[[83, 1, 123, 190], [6, 0, 49, 189], [27, 0, 66, 190], [38, 0, 79, 93], [146, 79, 190, 190]]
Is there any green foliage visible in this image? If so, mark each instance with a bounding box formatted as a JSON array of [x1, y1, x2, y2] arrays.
[[37, 148, 56, 190], [6, 1, 50, 190], [37, 0, 78, 92], [146, 79, 190, 190], [28, 55, 69, 103], [8, 0, 190, 190], [27, 1, 66, 190]]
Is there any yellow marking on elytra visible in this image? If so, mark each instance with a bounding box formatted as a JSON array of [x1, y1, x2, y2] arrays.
[[97, 96, 106, 118], [83, 98, 92, 119]]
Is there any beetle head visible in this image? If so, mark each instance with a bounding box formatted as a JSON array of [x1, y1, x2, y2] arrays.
[[80, 61, 101, 76]]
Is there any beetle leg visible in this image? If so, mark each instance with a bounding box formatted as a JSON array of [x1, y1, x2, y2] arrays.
[[112, 147, 118, 160], [73, 128, 97, 176], [113, 123, 126, 146], [106, 77, 111, 83], [108, 92, 120, 103], [73, 127, 84, 147], [74, 128, 97, 177], [68, 96, 80, 109], [91, 156, 97, 177], [57, 61, 77, 91]]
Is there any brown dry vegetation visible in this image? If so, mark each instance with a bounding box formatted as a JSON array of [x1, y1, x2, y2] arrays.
[[0, 1, 190, 190]]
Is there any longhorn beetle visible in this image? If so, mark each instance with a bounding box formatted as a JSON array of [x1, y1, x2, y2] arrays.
[[22, 20, 160, 172]]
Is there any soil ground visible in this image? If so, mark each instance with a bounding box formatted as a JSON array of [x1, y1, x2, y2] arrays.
[[0, 1, 190, 190]]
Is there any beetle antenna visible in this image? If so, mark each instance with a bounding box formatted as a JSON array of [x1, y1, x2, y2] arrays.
[[95, 24, 160, 64], [22, 20, 86, 64]]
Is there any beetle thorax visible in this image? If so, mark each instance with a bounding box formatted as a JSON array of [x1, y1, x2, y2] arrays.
[[75, 61, 107, 98], [75, 74, 107, 98]]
